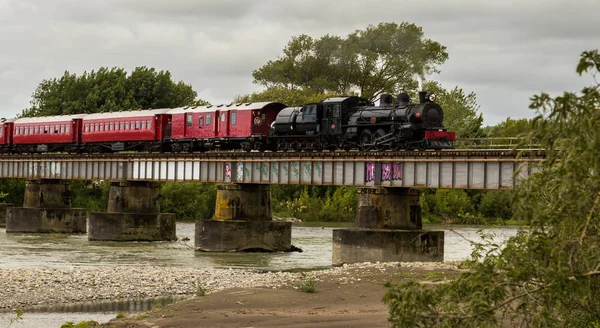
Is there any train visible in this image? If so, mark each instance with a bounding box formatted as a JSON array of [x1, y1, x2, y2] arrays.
[[0, 91, 455, 154]]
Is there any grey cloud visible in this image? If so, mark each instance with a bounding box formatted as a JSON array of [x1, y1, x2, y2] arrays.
[[0, 0, 598, 126]]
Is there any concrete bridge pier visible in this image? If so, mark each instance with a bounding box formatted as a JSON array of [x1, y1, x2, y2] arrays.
[[0, 203, 13, 228], [332, 187, 444, 265], [88, 181, 176, 241], [195, 183, 292, 252], [5, 179, 86, 233]]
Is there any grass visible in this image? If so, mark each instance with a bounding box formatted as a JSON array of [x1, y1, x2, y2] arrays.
[[295, 273, 317, 293]]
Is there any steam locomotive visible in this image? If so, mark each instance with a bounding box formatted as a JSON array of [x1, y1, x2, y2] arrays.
[[270, 91, 455, 151], [0, 91, 455, 154]]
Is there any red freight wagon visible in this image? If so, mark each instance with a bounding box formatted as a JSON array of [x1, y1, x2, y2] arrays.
[[0, 118, 15, 152], [167, 102, 286, 151], [81, 108, 171, 152], [12, 114, 86, 152]]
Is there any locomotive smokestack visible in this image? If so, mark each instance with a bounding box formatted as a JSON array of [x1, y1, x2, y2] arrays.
[[419, 91, 427, 104], [380, 93, 392, 106]]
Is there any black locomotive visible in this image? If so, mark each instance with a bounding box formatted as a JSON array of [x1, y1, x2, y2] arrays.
[[270, 91, 455, 151]]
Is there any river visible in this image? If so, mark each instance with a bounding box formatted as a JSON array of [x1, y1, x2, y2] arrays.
[[0, 222, 519, 327]]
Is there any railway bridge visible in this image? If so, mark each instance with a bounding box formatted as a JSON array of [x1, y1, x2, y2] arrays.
[[0, 148, 545, 265]]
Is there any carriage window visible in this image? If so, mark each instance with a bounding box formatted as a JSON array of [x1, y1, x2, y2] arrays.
[[119, 122, 123, 130], [60, 125, 64, 133], [140, 121, 144, 129], [198, 117, 204, 127], [0, 127, 2, 134], [54, 125, 59, 133], [135, 121, 139, 130], [187, 114, 193, 127], [34, 126, 38, 134], [44, 125, 48, 134], [125, 122, 129, 130], [231, 111, 236, 125], [109, 122, 113, 131], [333, 104, 341, 118], [146, 120, 150, 128], [206, 114, 211, 125], [65, 125, 69, 133], [221, 113, 226, 122]]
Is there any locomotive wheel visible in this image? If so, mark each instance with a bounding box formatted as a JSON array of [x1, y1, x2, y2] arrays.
[[373, 129, 386, 151], [359, 129, 373, 151]]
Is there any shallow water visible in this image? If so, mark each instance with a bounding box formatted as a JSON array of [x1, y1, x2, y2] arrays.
[[0, 222, 519, 328], [0, 223, 518, 270]]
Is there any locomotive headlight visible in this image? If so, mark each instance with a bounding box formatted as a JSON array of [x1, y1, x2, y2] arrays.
[[415, 113, 421, 119], [428, 93, 436, 101]]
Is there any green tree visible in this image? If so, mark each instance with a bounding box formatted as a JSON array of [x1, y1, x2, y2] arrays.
[[20, 66, 208, 117], [415, 81, 484, 139], [159, 182, 216, 221], [383, 50, 600, 327], [234, 85, 338, 107], [252, 22, 448, 101]]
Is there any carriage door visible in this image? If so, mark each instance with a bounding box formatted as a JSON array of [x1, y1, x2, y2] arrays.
[[217, 111, 229, 137], [213, 110, 220, 136], [185, 113, 193, 137], [324, 103, 342, 135]]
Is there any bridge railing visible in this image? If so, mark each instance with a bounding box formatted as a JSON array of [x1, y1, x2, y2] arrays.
[[454, 138, 540, 150]]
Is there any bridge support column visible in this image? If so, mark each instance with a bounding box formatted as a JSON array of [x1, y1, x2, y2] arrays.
[[332, 187, 444, 265], [0, 203, 13, 228], [195, 183, 292, 252], [5, 179, 86, 233], [88, 181, 176, 241]]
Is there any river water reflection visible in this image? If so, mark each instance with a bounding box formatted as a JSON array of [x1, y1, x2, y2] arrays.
[[0, 222, 519, 270]]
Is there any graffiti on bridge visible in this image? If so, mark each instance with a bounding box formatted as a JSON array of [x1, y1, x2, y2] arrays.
[[365, 162, 403, 183]]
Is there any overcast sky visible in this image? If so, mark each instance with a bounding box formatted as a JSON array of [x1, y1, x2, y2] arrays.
[[1, 0, 598, 126]]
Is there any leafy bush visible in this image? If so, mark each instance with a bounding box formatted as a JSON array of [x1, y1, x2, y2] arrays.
[[159, 182, 216, 221]]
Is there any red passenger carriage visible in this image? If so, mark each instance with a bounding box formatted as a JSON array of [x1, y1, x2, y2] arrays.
[[0, 118, 15, 152], [167, 102, 286, 151], [11, 115, 86, 153], [81, 109, 171, 152]]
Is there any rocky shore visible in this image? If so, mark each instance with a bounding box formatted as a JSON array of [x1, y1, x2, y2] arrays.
[[0, 261, 460, 312]]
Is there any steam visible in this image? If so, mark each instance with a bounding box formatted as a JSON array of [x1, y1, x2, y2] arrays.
[[416, 74, 424, 91]]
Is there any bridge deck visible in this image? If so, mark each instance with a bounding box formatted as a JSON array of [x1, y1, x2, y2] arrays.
[[0, 150, 545, 189]]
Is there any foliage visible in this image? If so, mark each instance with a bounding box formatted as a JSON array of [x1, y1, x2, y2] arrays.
[[251, 22, 448, 101], [6, 309, 23, 328], [415, 81, 485, 139], [19, 66, 209, 117], [234, 85, 338, 107], [196, 281, 207, 296], [295, 273, 317, 293], [159, 182, 216, 221], [478, 190, 513, 220], [383, 50, 600, 327], [0, 179, 25, 206], [71, 180, 110, 213], [273, 186, 358, 222], [484, 117, 534, 138], [60, 321, 100, 328]]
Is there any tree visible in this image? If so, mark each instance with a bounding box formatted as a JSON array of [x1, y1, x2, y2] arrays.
[[19, 66, 209, 117], [485, 117, 534, 138], [415, 81, 484, 139], [234, 86, 339, 106], [252, 22, 448, 101], [382, 50, 600, 327]]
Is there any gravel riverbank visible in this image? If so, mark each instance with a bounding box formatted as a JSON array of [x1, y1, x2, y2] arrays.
[[0, 261, 460, 312]]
